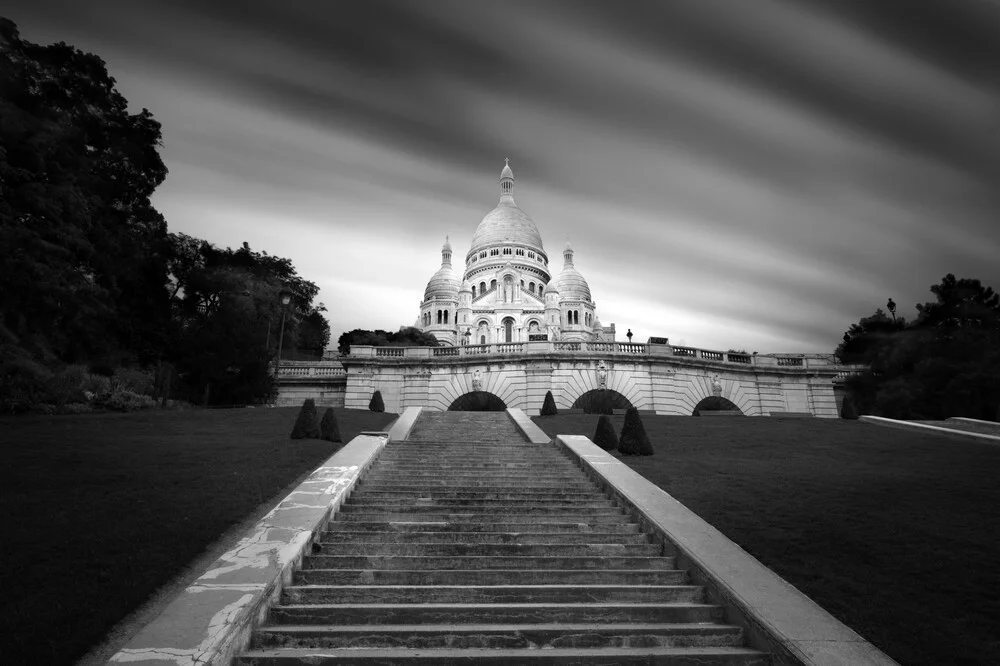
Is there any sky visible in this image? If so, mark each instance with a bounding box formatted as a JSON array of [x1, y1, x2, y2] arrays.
[[7, 0, 1000, 353]]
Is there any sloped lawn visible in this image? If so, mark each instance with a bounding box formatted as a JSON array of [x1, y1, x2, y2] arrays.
[[532, 414, 1000, 666], [0, 406, 396, 666]]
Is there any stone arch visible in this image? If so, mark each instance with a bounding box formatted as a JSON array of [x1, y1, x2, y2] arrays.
[[572, 389, 634, 414], [448, 391, 508, 412], [693, 396, 743, 416]]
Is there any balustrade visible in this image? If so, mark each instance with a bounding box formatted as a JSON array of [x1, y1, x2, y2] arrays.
[[464, 344, 490, 355], [727, 353, 751, 364], [554, 342, 581, 352], [776, 357, 804, 366], [701, 350, 724, 362], [587, 342, 615, 352], [433, 347, 459, 357], [375, 347, 404, 357], [495, 343, 524, 354], [672, 346, 697, 357]]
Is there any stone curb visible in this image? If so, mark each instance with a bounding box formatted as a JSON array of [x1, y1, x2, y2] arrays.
[[554, 434, 899, 666], [860, 415, 1000, 444], [506, 407, 552, 443], [385, 406, 424, 441], [947, 416, 1000, 428], [108, 432, 390, 666]]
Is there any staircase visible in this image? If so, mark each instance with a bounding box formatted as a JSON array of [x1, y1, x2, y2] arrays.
[[236, 411, 769, 664]]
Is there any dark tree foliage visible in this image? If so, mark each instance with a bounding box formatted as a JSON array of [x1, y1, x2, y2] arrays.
[[839, 275, 1000, 421], [320, 407, 341, 443], [619, 407, 654, 456], [0, 19, 170, 363], [540, 390, 557, 416], [840, 395, 859, 420], [593, 414, 619, 451], [296, 309, 331, 357], [369, 390, 385, 413], [338, 327, 441, 355], [290, 398, 320, 439]]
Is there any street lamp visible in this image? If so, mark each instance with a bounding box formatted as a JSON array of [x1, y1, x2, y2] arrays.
[[274, 288, 294, 378]]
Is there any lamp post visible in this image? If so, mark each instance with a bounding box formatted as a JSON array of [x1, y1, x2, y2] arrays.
[[274, 288, 294, 378]]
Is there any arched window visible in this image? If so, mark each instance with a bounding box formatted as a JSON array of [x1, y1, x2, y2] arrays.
[[437, 310, 442, 324], [574, 310, 579, 325], [529, 282, 535, 293], [503, 317, 514, 343], [538, 286, 543, 296], [491, 279, 497, 291], [444, 310, 449, 324], [480, 335, 486, 345], [480, 281, 487, 293], [472, 286, 476, 298]]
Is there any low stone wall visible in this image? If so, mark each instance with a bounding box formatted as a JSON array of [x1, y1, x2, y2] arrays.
[[108, 432, 389, 665], [555, 434, 899, 666]]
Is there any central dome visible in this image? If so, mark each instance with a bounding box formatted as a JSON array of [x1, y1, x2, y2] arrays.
[[467, 160, 545, 256], [469, 201, 544, 253]]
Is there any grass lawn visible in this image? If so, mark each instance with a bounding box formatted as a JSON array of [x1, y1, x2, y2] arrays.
[[533, 414, 1000, 666], [0, 406, 396, 666]]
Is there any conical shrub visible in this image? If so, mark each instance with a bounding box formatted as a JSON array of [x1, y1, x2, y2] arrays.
[[592, 414, 619, 451], [291, 398, 321, 439], [320, 407, 341, 442], [540, 390, 558, 416], [841, 395, 859, 420], [619, 407, 653, 456], [369, 389, 385, 412]]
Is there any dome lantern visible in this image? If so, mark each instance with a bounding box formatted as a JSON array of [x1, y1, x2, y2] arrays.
[[500, 158, 514, 202]]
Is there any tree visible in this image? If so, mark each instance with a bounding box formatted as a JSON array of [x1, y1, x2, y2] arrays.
[[619, 407, 654, 456], [1, 19, 171, 363], [319, 407, 341, 443], [369, 390, 385, 412], [296, 309, 331, 357], [840, 395, 859, 420], [338, 327, 441, 355], [838, 275, 1000, 421], [290, 398, 320, 439], [540, 391, 557, 416], [592, 414, 619, 451]]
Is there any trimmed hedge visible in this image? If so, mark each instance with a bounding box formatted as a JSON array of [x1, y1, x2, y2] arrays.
[[619, 407, 654, 456], [369, 390, 385, 413], [320, 407, 342, 442], [291, 398, 321, 439], [540, 390, 558, 416], [593, 414, 619, 451]]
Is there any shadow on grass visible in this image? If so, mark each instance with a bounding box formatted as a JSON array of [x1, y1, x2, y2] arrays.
[[533, 414, 1000, 666], [0, 406, 396, 665]]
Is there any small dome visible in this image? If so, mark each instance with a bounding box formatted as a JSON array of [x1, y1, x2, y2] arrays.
[[460, 280, 472, 293], [556, 244, 592, 301], [424, 266, 460, 301]]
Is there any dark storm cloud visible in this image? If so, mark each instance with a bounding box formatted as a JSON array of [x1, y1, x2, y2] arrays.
[[5, 0, 999, 350]]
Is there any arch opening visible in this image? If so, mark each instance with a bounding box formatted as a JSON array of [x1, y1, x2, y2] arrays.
[[693, 396, 743, 416], [448, 391, 508, 412], [571, 389, 634, 415]]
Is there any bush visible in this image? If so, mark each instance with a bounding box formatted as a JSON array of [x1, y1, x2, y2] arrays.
[[0, 357, 51, 414], [112, 367, 155, 396], [82, 373, 112, 400], [59, 402, 93, 414], [540, 390, 558, 416], [106, 390, 157, 412], [34, 403, 58, 415], [619, 407, 654, 456], [45, 364, 88, 406], [320, 407, 342, 443], [593, 414, 619, 451], [291, 398, 321, 439], [841, 395, 859, 420], [369, 390, 385, 413]]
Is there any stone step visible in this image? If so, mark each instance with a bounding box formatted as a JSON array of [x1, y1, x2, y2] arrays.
[[237, 646, 768, 665], [356, 481, 597, 491], [283, 584, 703, 605], [303, 556, 677, 570], [338, 504, 624, 515], [325, 521, 642, 534], [313, 543, 661, 557], [342, 499, 617, 509], [251, 622, 745, 649], [319, 531, 651, 545], [350, 490, 603, 501], [365, 468, 581, 477], [376, 461, 554, 469], [268, 602, 724, 626], [294, 569, 690, 586], [334, 513, 631, 524]]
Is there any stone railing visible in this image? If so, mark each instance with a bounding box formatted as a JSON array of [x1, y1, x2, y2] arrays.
[[276, 360, 346, 378], [341, 343, 853, 370]]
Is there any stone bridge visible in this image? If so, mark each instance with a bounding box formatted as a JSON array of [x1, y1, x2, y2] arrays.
[[276, 340, 863, 417]]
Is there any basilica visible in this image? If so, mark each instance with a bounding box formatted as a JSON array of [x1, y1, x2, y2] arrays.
[[417, 160, 615, 346]]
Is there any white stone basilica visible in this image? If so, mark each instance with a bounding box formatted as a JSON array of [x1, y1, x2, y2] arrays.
[[417, 160, 615, 346]]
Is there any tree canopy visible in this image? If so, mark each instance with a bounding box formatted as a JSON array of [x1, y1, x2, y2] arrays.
[[1, 20, 330, 408], [837, 275, 1000, 420], [337, 326, 441, 355]]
